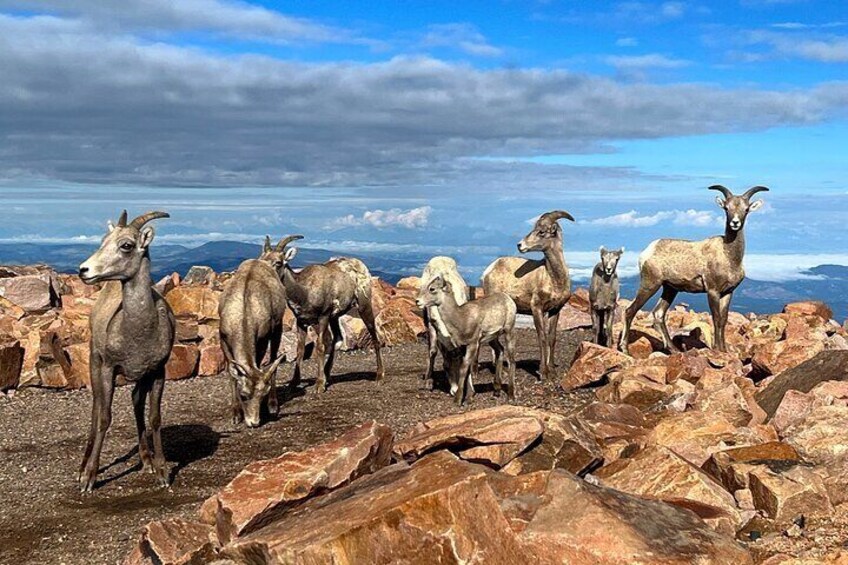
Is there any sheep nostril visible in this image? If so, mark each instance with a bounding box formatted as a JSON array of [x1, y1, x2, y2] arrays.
[[79, 267, 89, 276]]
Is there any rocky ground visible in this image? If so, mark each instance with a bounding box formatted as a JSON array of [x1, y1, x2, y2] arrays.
[[0, 328, 591, 565]]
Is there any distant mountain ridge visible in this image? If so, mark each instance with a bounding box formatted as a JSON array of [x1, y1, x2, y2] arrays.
[[1, 242, 846, 320]]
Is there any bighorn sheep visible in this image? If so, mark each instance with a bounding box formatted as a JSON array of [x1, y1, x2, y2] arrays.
[[481, 210, 574, 380], [77, 211, 175, 492], [420, 256, 469, 394], [218, 237, 288, 428], [590, 247, 623, 348], [417, 276, 517, 405], [618, 185, 768, 353], [262, 235, 384, 393]]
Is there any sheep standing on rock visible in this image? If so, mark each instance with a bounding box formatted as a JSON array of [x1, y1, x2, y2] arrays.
[[618, 185, 769, 353], [77, 211, 175, 492], [590, 247, 623, 348], [420, 256, 469, 394], [417, 276, 517, 405]]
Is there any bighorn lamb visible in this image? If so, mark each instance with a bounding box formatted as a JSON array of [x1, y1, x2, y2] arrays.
[[218, 237, 288, 428], [482, 210, 574, 380], [618, 185, 768, 353], [263, 235, 384, 393], [77, 211, 175, 492], [590, 247, 623, 348], [420, 256, 469, 393], [418, 276, 517, 405]]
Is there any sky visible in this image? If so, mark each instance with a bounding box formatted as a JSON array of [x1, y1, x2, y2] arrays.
[[1, 0, 847, 281]]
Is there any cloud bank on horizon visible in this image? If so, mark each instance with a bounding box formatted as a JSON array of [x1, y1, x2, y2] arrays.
[[0, 0, 846, 281]]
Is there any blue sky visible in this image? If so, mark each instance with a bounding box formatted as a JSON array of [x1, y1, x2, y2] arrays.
[[0, 0, 846, 281]]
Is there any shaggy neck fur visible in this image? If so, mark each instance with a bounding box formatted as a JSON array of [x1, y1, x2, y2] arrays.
[[282, 266, 308, 307], [723, 221, 745, 266], [543, 236, 569, 287]]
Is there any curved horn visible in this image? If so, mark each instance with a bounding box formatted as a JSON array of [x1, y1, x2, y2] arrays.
[[541, 210, 575, 223], [275, 234, 304, 252], [708, 185, 733, 199], [742, 185, 769, 200], [117, 210, 128, 227], [129, 211, 170, 229]]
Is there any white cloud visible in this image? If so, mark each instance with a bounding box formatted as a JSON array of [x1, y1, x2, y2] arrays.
[[606, 53, 691, 70], [587, 209, 720, 227], [615, 37, 639, 47], [744, 30, 848, 63], [421, 23, 503, 57], [330, 206, 433, 230]]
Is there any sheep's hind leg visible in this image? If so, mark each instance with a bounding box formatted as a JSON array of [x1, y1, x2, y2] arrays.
[[131, 378, 153, 472], [619, 282, 661, 352], [652, 285, 679, 352], [490, 339, 504, 398]]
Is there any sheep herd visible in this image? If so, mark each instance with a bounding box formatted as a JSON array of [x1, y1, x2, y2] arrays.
[[74, 184, 768, 492]]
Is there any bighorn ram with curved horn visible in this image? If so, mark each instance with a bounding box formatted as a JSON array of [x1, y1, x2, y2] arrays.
[[618, 185, 769, 353], [218, 237, 288, 428], [482, 210, 575, 380], [77, 210, 175, 492], [261, 235, 384, 394]]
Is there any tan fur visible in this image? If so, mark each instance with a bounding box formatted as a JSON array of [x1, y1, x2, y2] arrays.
[[481, 210, 574, 380], [619, 185, 768, 353], [219, 258, 287, 428]]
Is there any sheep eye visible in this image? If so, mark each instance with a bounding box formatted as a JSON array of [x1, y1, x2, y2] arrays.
[[119, 241, 134, 251]]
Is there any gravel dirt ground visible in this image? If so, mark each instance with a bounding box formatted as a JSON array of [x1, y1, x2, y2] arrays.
[[0, 327, 593, 565]]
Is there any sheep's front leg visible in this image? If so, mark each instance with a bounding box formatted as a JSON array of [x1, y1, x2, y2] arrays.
[[531, 306, 548, 380], [313, 318, 330, 394], [591, 308, 601, 345], [706, 290, 725, 352], [604, 308, 615, 349]]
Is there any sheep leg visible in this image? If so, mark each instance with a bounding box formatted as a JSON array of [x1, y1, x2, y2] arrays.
[[148, 369, 169, 488], [618, 283, 661, 352], [455, 345, 475, 406], [324, 316, 342, 380], [220, 340, 243, 424], [79, 352, 102, 481], [290, 323, 307, 390], [266, 324, 282, 417], [547, 310, 560, 368], [423, 312, 438, 384], [591, 308, 601, 345], [313, 317, 329, 394], [605, 308, 615, 349], [717, 292, 733, 352], [131, 378, 154, 472], [531, 307, 549, 380], [79, 365, 115, 493], [467, 341, 480, 403], [652, 285, 679, 352], [503, 329, 517, 401], [491, 339, 504, 397], [357, 295, 385, 382]]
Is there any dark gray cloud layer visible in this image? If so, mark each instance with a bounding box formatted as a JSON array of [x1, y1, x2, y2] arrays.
[[1, 11, 847, 187]]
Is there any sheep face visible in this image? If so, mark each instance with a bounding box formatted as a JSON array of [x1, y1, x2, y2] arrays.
[[600, 247, 624, 277]]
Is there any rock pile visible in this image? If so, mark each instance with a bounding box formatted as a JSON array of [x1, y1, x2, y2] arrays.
[[0, 264, 427, 391]]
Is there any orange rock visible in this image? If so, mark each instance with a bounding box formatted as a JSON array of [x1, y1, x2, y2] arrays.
[[752, 338, 825, 377], [784, 301, 833, 321], [165, 344, 199, 380], [393, 406, 544, 468], [701, 442, 801, 492], [561, 342, 632, 392], [567, 287, 590, 313], [558, 303, 593, 331], [198, 344, 225, 377], [693, 382, 753, 426], [749, 465, 832, 524], [124, 518, 218, 565], [0, 339, 24, 390], [165, 286, 220, 322], [598, 445, 742, 535], [395, 276, 421, 292], [666, 350, 710, 383], [783, 404, 848, 465], [200, 421, 393, 543]]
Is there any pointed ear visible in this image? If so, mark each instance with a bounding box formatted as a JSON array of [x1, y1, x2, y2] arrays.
[[107, 220, 115, 233], [263, 235, 272, 254], [284, 247, 298, 262], [715, 196, 726, 209], [138, 226, 155, 250], [749, 200, 764, 211], [619, 247, 625, 254], [599, 245, 606, 254]]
